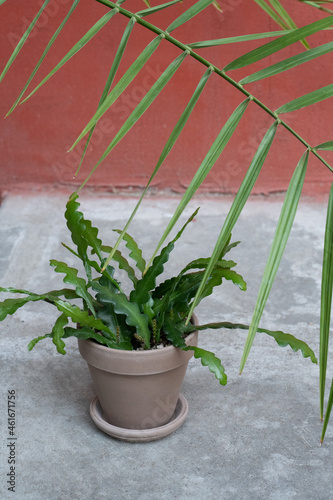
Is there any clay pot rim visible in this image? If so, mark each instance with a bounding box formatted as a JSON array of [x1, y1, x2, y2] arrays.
[[80, 328, 198, 357], [79, 313, 198, 358], [77, 314, 199, 374]]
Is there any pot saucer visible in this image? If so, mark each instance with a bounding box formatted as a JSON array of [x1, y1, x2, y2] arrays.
[[89, 394, 189, 442]]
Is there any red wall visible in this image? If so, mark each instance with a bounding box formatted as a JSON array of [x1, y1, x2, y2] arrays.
[[0, 0, 332, 196]]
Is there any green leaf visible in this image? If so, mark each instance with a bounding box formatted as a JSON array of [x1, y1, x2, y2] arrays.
[[76, 16, 136, 175], [101, 67, 212, 270], [319, 181, 333, 420], [314, 141, 333, 151], [185, 321, 318, 363], [141, 66, 213, 188], [187, 121, 278, 321], [112, 231, 146, 273], [166, 0, 215, 33], [6, 0, 80, 116], [91, 283, 151, 348], [20, 8, 118, 104], [268, 0, 310, 49], [132, 208, 199, 305], [252, 0, 289, 29], [28, 334, 50, 351], [240, 41, 333, 85], [210, 268, 247, 292], [163, 313, 187, 347], [137, 0, 182, 17], [65, 195, 90, 274], [0, 287, 80, 321], [50, 260, 96, 315], [0, 286, 79, 300], [180, 257, 237, 273], [70, 34, 164, 151], [223, 15, 333, 71], [276, 84, 333, 114], [77, 50, 188, 190], [81, 217, 103, 261], [54, 299, 114, 337], [152, 272, 201, 306], [100, 244, 138, 284], [62, 326, 121, 349], [96, 297, 133, 349], [0, 0, 51, 84], [51, 313, 68, 355], [188, 30, 296, 48], [146, 98, 250, 269], [321, 379, 333, 443], [162, 316, 228, 385], [262, 327, 317, 363], [0, 295, 44, 321], [65, 193, 105, 278], [240, 151, 309, 373], [184, 346, 228, 385]]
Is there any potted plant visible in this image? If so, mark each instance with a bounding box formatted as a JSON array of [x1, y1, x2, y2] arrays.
[[0, 193, 317, 441], [0, 0, 332, 441]]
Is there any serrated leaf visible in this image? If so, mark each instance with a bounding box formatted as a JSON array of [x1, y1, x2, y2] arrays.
[[0, 287, 78, 320], [91, 282, 150, 348], [112, 232, 146, 273], [100, 244, 137, 284], [65, 194, 91, 279], [53, 299, 114, 338], [28, 334, 50, 351], [153, 272, 202, 315], [50, 259, 96, 315], [51, 313, 68, 354], [96, 299, 133, 349], [184, 321, 317, 363], [206, 268, 247, 293], [163, 314, 187, 348], [62, 326, 121, 349], [184, 346, 228, 385], [0, 295, 43, 321]]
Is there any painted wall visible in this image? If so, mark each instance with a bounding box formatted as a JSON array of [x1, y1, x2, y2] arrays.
[[0, 0, 332, 196]]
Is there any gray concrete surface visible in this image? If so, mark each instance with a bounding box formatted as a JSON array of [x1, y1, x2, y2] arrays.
[[0, 192, 332, 499]]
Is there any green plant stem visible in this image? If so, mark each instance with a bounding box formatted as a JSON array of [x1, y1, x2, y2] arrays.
[[94, 0, 332, 173]]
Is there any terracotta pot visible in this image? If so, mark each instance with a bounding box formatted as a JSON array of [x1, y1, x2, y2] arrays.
[[78, 316, 198, 433]]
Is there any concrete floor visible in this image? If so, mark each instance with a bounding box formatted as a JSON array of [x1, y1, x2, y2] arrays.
[[0, 192, 332, 499]]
